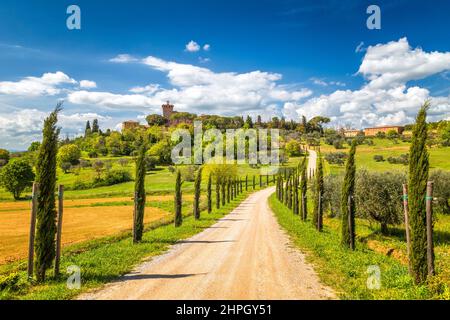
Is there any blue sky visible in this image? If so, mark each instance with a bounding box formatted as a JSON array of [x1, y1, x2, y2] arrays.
[[0, 0, 450, 150]]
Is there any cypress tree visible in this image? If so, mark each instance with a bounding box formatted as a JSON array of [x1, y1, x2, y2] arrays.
[[240, 178, 243, 193], [133, 145, 146, 243], [246, 175, 248, 191], [174, 170, 183, 227], [253, 175, 256, 190], [300, 157, 308, 221], [313, 154, 324, 231], [293, 173, 299, 215], [259, 175, 262, 188], [207, 174, 212, 213], [227, 178, 231, 202], [35, 104, 61, 282], [84, 120, 91, 137], [193, 167, 202, 220], [341, 140, 357, 248], [92, 119, 99, 133], [216, 176, 220, 209], [221, 178, 226, 206], [408, 102, 431, 284]]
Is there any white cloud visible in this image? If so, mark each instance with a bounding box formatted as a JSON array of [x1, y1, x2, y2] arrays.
[[70, 55, 312, 116], [311, 77, 345, 87], [185, 40, 200, 52], [359, 37, 450, 89], [293, 38, 450, 128], [203, 44, 211, 51], [0, 108, 111, 150], [109, 54, 138, 63], [198, 57, 211, 63], [79, 80, 97, 89], [129, 84, 160, 94], [0, 71, 76, 97]]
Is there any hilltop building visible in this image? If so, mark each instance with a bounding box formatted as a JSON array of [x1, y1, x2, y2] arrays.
[[122, 101, 194, 130], [364, 126, 404, 136]]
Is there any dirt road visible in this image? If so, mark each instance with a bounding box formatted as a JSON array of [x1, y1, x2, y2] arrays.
[[307, 149, 317, 179], [80, 186, 335, 300]]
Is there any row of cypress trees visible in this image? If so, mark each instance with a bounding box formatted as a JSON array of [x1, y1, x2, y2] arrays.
[[275, 102, 434, 285]]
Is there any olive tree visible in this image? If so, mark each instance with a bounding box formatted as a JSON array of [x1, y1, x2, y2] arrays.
[[355, 170, 405, 234], [0, 159, 35, 200]]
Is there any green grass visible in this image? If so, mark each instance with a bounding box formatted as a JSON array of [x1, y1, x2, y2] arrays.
[[0, 189, 257, 300], [320, 138, 450, 175], [269, 194, 450, 299]]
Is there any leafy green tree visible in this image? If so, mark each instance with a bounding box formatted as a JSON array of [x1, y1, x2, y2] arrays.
[[341, 140, 357, 249], [0, 148, 10, 163], [355, 170, 405, 234], [193, 167, 202, 220], [148, 139, 172, 165], [133, 146, 146, 243], [28, 142, 41, 152], [146, 114, 168, 126], [207, 174, 212, 213], [35, 104, 61, 282], [245, 115, 253, 128], [285, 140, 303, 157], [0, 159, 35, 200], [174, 170, 183, 227], [430, 170, 450, 214], [408, 102, 431, 284], [57, 144, 81, 170], [437, 120, 450, 146]]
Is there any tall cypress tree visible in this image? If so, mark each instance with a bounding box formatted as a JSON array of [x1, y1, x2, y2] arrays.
[[253, 175, 256, 190], [221, 177, 226, 206], [193, 167, 202, 220], [313, 154, 324, 231], [408, 102, 430, 284], [84, 120, 91, 137], [207, 174, 212, 213], [341, 140, 357, 248], [133, 145, 146, 243], [245, 175, 248, 191], [174, 170, 183, 227], [293, 172, 299, 215], [92, 119, 99, 133], [300, 157, 308, 221], [216, 176, 220, 209], [35, 104, 61, 282], [227, 178, 231, 202]]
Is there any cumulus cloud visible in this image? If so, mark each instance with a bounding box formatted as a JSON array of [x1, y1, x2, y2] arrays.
[[80, 80, 97, 89], [185, 40, 200, 52], [0, 71, 76, 97], [293, 38, 450, 128], [358, 37, 450, 89], [0, 108, 111, 149], [203, 44, 211, 51], [73, 55, 312, 116], [109, 54, 138, 63]]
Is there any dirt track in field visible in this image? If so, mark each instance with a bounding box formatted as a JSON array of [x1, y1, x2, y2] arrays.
[[80, 187, 335, 300]]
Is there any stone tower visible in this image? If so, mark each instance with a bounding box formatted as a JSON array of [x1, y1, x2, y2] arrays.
[[162, 101, 174, 120]]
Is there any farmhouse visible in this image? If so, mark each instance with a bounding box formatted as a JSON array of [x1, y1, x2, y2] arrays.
[[342, 129, 362, 137], [364, 126, 404, 136]]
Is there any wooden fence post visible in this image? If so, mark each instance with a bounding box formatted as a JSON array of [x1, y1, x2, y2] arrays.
[[426, 181, 435, 276], [402, 184, 411, 272], [54, 185, 64, 276], [27, 182, 39, 279], [348, 194, 355, 250]]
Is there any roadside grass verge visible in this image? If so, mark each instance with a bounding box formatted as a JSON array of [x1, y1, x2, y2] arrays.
[[0, 190, 256, 300], [269, 194, 449, 300]]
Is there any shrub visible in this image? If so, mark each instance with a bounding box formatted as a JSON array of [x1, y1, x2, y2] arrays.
[[118, 158, 129, 167], [430, 170, 450, 214], [325, 152, 347, 166], [79, 159, 91, 168], [324, 174, 343, 217], [145, 156, 158, 171], [60, 162, 71, 173], [88, 150, 98, 158], [102, 169, 132, 186], [333, 139, 344, 149], [355, 170, 405, 234], [387, 154, 409, 165], [373, 155, 385, 162], [0, 158, 35, 200]]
